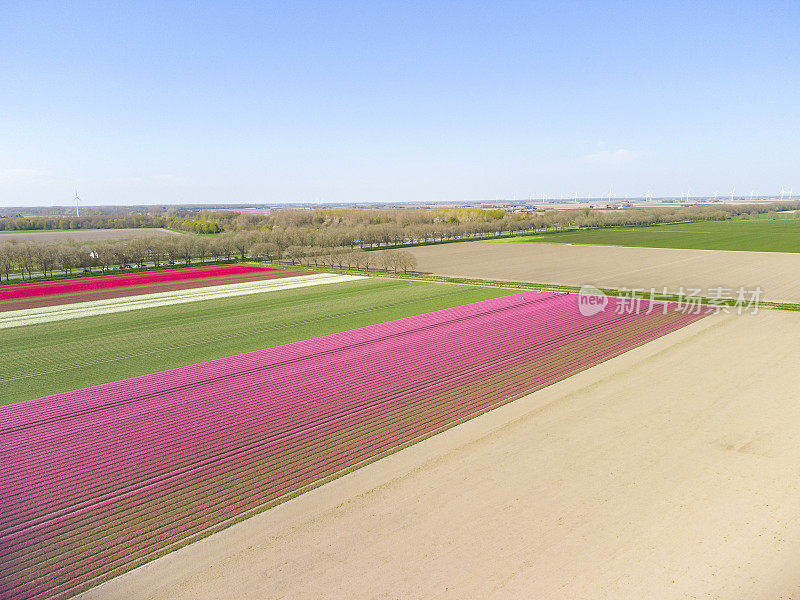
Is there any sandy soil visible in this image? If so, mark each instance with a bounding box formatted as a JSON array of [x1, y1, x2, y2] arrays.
[[390, 242, 800, 303], [0, 228, 180, 242], [79, 309, 800, 600]]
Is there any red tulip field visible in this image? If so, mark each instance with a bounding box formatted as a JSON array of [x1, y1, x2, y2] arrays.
[[0, 291, 710, 599], [0, 265, 309, 312]]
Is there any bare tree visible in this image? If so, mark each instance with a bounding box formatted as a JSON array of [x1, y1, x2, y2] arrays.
[[360, 251, 374, 272], [340, 250, 357, 270], [213, 236, 234, 261], [396, 250, 417, 274], [56, 244, 79, 275], [94, 242, 116, 272], [127, 238, 149, 269], [112, 241, 129, 269], [162, 238, 182, 265], [377, 250, 395, 273], [249, 242, 272, 261], [196, 237, 211, 263], [0, 243, 13, 281], [178, 236, 196, 265], [18, 242, 36, 279], [284, 245, 305, 265], [76, 245, 96, 272], [232, 232, 254, 260], [147, 237, 166, 267], [261, 241, 280, 261]]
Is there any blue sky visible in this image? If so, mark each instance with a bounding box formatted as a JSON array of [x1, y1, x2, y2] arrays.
[[1, 1, 798, 206]]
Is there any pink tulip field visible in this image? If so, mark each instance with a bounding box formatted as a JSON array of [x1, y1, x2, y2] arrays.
[[0, 291, 711, 599]]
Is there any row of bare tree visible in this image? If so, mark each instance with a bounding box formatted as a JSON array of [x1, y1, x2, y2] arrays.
[[0, 235, 240, 280], [0, 233, 418, 280], [282, 248, 418, 273]]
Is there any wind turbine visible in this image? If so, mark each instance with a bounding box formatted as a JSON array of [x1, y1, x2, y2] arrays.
[[74, 190, 80, 217], [780, 186, 786, 201], [729, 187, 736, 202], [574, 192, 579, 203], [713, 191, 718, 202], [789, 188, 794, 200], [686, 189, 691, 203], [750, 190, 755, 201]]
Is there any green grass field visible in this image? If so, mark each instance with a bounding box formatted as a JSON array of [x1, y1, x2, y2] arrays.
[[491, 218, 800, 253], [0, 278, 516, 405]]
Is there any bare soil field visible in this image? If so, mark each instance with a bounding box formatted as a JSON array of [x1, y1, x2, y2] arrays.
[[79, 310, 800, 600], [394, 241, 800, 303], [0, 227, 180, 242]]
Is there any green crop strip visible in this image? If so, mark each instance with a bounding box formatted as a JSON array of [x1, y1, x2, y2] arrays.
[[488, 218, 800, 253], [0, 278, 516, 405]]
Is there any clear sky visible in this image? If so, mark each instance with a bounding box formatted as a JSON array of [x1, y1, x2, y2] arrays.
[[1, 1, 798, 206]]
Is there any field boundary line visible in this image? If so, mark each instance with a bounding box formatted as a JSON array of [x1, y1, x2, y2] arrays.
[[0, 273, 364, 329], [0, 285, 483, 384], [265, 263, 800, 312]]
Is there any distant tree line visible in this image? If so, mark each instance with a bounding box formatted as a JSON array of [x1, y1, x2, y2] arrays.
[[4, 202, 800, 239], [0, 214, 169, 231], [171, 201, 800, 241], [3, 201, 800, 281]]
